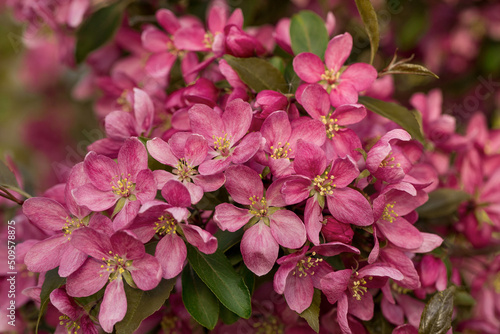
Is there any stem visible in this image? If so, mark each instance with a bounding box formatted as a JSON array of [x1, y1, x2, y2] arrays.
[[0, 188, 24, 205]]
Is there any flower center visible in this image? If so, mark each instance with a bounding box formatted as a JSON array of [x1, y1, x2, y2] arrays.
[[350, 272, 372, 301], [203, 32, 214, 48], [58, 315, 81, 334], [493, 272, 500, 293], [312, 170, 336, 196], [382, 201, 398, 223], [174, 158, 197, 182], [161, 314, 180, 332], [155, 214, 177, 235], [116, 90, 132, 112], [253, 316, 284, 334], [62, 217, 86, 240], [100, 251, 132, 281], [270, 142, 292, 159], [379, 152, 401, 168], [292, 252, 323, 277], [213, 133, 232, 157], [320, 112, 340, 139], [249, 196, 268, 217], [321, 69, 341, 89], [110, 173, 134, 197]]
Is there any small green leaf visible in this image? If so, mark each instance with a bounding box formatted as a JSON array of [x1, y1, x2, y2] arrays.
[[418, 286, 455, 334], [358, 96, 426, 144], [75, 1, 126, 63], [182, 266, 220, 330], [186, 244, 252, 319], [417, 189, 470, 219], [115, 278, 176, 334], [224, 55, 289, 93], [354, 0, 380, 64], [384, 63, 439, 79], [0, 160, 19, 188], [299, 289, 321, 333], [215, 229, 244, 253], [36, 268, 66, 333], [290, 10, 329, 60], [454, 290, 476, 307]]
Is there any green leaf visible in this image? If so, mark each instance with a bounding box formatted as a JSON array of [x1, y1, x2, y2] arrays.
[[354, 0, 380, 64], [195, 188, 229, 211], [186, 243, 252, 319], [358, 96, 426, 144], [419, 286, 455, 334], [417, 189, 470, 219], [182, 266, 220, 330], [299, 289, 321, 333], [223, 55, 289, 93], [384, 63, 439, 79], [0, 160, 19, 188], [219, 304, 240, 325], [75, 1, 126, 64], [289, 10, 329, 60], [36, 268, 66, 333], [115, 278, 176, 334], [215, 229, 244, 253]]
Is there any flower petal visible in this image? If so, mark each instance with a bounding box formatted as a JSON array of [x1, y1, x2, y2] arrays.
[[269, 210, 306, 249], [325, 33, 352, 74], [117, 137, 148, 179], [284, 272, 314, 313], [222, 98, 253, 143], [214, 203, 252, 232], [181, 224, 218, 254], [224, 165, 263, 205], [128, 254, 162, 290], [241, 222, 279, 276], [293, 53, 324, 83], [23, 197, 69, 231], [161, 180, 192, 208], [99, 278, 127, 333], [321, 269, 351, 304], [147, 137, 179, 167], [327, 188, 373, 226], [156, 234, 186, 279], [66, 258, 109, 297]]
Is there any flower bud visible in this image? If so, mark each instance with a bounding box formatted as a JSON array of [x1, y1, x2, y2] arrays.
[[321, 216, 354, 244]]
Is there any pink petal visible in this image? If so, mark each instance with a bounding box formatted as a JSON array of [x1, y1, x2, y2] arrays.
[[65, 162, 91, 218], [376, 217, 423, 250], [300, 84, 330, 119], [329, 156, 359, 188], [333, 103, 367, 126], [50, 289, 78, 319], [231, 132, 262, 164], [99, 278, 127, 333], [70, 228, 113, 260], [161, 180, 191, 208], [135, 169, 157, 203], [282, 176, 312, 205], [25, 235, 67, 273], [183, 182, 204, 205], [181, 224, 218, 254], [340, 63, 378, 91], [117, 137, 148, 179], [293, 53, 324, 83], [105, 110, 135, 140], [193, 173, 225, 192], [66, 258, 109, 297], [156, 9, 180, 35], [128, 254, 162, 290], [73, 184, 118, 212], [184, 134, 209, 166], [110, 231, 146, 260], [311, 242, 360, 257], [325, 128, 362, 159], [141, 27, 170, 52], [133, 88, 154, 134], [321, 269, 351, 304], [337, 293, 352, 334], [174, 27, 208, 51], [241, 222, 279, 276], [327, 188, 373, 226], [304, 197, 323, 245], [294, 140, 327, 179], [224, 165, 263, 205], [84, 151, 118, 191], [23, 197, 69, 231], [348, 292, 374, 321], [266, 177, 288, 207], [273, 260, 297, 294], [152, 170, 176, 189], [188, 104, 224, 141], [214, 203, 252, 232], [269, 210, 306, 249], [325, 33, 352, 74], [58, 245, 88, 277], [198, 156, 231, 175], [410, 233, 443, 253], [359, 264, 404, 281], [284, 272, 314, 313], [112, 200, 141, 231], [288, 118, 326, 151], [147, 137, 178, 167], [207, 4, 227, 33], [222, 99, 253, 143], [156, 234, 187, 279], [260, 111, 292, 151], [329, 82, 359, 107]]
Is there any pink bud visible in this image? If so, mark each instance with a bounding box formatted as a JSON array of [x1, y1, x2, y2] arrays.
[[321, 217, 354, 244]]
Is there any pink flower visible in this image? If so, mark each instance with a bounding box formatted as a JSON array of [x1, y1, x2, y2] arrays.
[[282, 140, 373, 244], [128, 180, 217, 279], [299, 83, 366, 159], [73, 138, 156, 231], [274, 243, 360, 313], [147, 133, 225, 204], [67, 230, 162, 333], [214, 165, 307, 276], [321, 263, 404, 333], [188, 99, 262, 175], [293, 32, 377, 107], [50, 288, 99, 334]]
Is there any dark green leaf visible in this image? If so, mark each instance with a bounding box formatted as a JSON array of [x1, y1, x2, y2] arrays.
[[237, 263, 255, 296], [115, 278, 176, 334], [224, 55, 289, 93], [358, 96, 426, 144], [289, 10, 328, 60], [364, 311, 394, 334], [36, 268, 66, 333], [354, 0, 380, 64], [182, 266, 219, 330], [75, 1, 126, 63], [417, 189, 470, 219], [195, 188, 229, 211], [385, 63, 439, 79], [419, 286, 455, 334], [0, 160, 19, 188], [74, 288, 105, 315], [219, 304, 240, 325], [299, 289, 320, 333], [216, 229, 244, 253], [186, 244, 252, 319]]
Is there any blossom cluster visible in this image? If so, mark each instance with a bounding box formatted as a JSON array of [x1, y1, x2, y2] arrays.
[[1, 1, 500, 333]]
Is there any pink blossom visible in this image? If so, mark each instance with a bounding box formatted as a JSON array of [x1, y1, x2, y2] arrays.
[[214, 165, 306, 276], [293, 33, 377, 107], [50, 288, 99, 334]]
